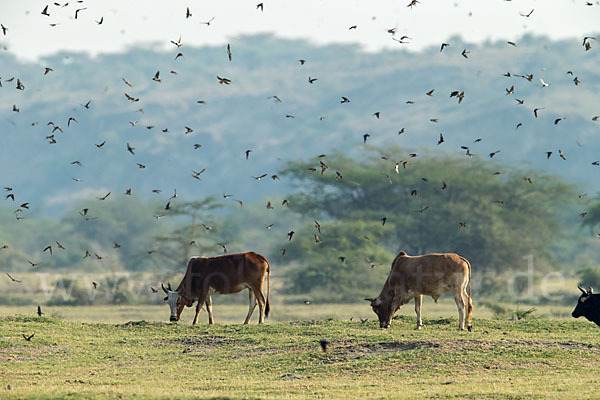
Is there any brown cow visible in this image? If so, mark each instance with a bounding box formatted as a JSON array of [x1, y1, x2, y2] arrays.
[[164, 252, 271, 324], [366, 251, 472, 331]]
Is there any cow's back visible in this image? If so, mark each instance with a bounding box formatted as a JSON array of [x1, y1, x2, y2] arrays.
[[388, 252, 469, 296], [184, 252, 268, 295]]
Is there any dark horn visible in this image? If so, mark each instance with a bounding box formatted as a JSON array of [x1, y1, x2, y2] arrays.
[[589, 287, 594, 294], [161, 283, 169, 294], [364, 297, 375, 302], [167, 282, 173, 291], [578, 286, 587, 295]]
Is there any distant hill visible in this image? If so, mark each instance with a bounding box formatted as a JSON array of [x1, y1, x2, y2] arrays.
[[0, 33, 598, 216]]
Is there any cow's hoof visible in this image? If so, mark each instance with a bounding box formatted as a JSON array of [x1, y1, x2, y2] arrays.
[[467, 325, 472, 332], [415, 325, 423, 330]]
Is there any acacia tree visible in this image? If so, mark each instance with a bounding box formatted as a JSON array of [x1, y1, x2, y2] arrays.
[[153, 197, 224, 269], [277, 147, 576, 298]]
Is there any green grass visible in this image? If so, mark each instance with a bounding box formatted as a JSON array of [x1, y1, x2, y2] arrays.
[[1, 313, 599, 399], [0, 296, 577, 324]]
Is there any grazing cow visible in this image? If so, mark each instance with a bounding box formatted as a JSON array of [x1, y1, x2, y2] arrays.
[[163, 252, 270, 324], [572, 286, 600, 326], [366, 251, 473, 331]]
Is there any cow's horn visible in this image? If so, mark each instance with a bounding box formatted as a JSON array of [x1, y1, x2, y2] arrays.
[[589, 287, 594, 294], [161, 283, 169, 294], [364, 297, 375, 302], [167, 282, 173, 291], [578, 286, 587, 295]]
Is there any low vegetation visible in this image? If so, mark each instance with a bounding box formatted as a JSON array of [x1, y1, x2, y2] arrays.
[[1, 314, 599, 399]]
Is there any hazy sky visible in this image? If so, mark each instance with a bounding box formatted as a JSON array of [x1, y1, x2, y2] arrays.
[[0, 0, 598, 61]]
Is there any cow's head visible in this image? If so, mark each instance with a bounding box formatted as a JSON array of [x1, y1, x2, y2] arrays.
[[572, 286, 594, 319], [366, 295, 395, 328], [162, 282, 192, 322]]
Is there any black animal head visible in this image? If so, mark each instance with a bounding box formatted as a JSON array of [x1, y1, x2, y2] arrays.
[[572, 286, 600, 326]]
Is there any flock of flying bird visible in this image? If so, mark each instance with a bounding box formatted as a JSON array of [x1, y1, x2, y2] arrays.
[[1, 2, 599, 335]]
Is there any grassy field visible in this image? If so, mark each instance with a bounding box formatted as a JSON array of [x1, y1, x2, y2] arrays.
[[0, 296, 577, 324], [1, 310, 599, 399]]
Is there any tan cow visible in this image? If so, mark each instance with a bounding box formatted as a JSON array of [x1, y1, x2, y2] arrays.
[[366, 251, 472, 331], [164, 252, 270, 324]]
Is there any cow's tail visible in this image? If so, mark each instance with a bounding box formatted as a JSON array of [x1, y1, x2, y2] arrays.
[[264, 260, 271, 319], [461, 257, 473, 331]]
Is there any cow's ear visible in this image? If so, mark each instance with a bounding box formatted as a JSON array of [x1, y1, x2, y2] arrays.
[[163, 296, 168, 301]]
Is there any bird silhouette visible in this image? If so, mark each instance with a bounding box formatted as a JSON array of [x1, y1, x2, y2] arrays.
[[319, 339, 330, 352], [6, 273, 21, 283]]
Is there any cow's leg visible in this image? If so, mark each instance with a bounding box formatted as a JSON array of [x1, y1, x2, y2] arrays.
[[192, 301, 202, 325], [243, 290, 257, 324], [254, 288, 267, 324], [206, 295, 214, 325], [414, 295, 423, 330], [465, 290, 473, 332], [453, 291, 466, 331]]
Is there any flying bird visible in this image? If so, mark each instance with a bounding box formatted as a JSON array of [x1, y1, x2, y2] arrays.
[[74, 7, 87, 19], [520, 9, 534, 17], [6, 272, 21, 283], [558, 150, 567, 160], [22, 333, 34, 342], [200, 17, 215, 25]]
